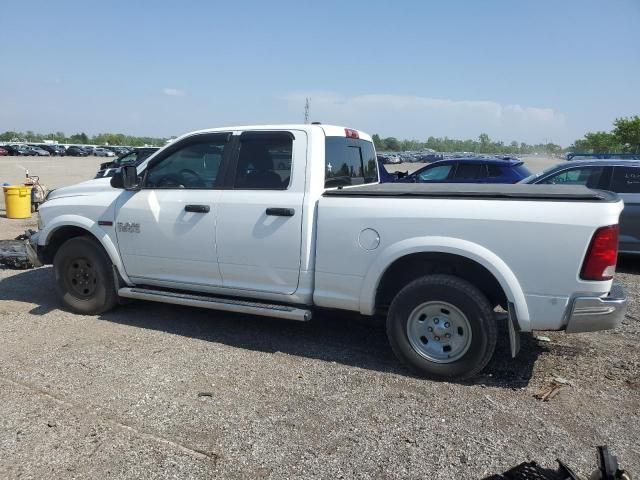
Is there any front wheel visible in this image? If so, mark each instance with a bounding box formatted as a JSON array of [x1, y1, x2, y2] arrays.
[[387, 274, 497, 380], [53, 236, 118, 315]]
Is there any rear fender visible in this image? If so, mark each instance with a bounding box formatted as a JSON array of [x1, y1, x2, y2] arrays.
[[359, 236, 531, 331]]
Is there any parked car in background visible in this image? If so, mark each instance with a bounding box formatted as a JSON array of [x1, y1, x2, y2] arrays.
[[66, 146, 89, 157], [8, 144, 32, 156], [33, 144, 61, 156], [0, 147, 8, 156], [521, 158, 640, 254], [566, 153, 640, 161], [381, 157, 532, 184], [112, 147, 130, 156], [54, 145, 66, 156], [2, 145, 24, 155], [94, 147, 116, 157], [95, 147, 160, 178], [26, 146, 51, 156]]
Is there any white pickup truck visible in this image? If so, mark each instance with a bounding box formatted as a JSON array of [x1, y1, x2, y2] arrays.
[[28, 124, 627, 380]]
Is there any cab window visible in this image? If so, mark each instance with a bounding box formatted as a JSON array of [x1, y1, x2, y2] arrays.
[[145, 135, 228, 189]]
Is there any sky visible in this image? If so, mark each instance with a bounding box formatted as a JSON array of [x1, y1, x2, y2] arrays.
[[1, 0, 639, 146]]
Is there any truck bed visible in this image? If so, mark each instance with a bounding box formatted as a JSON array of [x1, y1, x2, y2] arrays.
[[323, 183, 618, 202]]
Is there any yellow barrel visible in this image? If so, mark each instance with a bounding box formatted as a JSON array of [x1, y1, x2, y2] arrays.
[[3, 185, 32, 219]]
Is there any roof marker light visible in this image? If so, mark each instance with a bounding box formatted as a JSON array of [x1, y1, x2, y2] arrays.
[[345, 128, 359, 139]]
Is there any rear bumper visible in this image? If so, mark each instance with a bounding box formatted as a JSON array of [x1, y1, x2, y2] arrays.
[[565, 282, 627, 333]]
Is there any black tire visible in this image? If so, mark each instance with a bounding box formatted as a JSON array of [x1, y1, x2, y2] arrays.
[[387, 274, 497, 380], [53, 236, 118, 315]]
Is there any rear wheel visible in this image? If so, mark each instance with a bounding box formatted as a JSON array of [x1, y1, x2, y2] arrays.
[[387, 274, 497, 380], [53, 236, 118, 315]]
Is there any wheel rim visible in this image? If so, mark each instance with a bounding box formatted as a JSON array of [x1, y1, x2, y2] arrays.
[[406, 301, 472, 363], [65, 258, 98, 298]]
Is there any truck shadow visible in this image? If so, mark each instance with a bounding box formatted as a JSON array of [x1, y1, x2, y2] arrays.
[[0, 267, 542, 387]]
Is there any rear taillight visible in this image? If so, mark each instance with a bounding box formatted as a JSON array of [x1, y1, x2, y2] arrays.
[[580, 225, 619, 281], [345, 128, 359, 139]]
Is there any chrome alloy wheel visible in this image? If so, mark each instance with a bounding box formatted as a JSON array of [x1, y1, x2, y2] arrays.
[[406, 301, 472, 363]]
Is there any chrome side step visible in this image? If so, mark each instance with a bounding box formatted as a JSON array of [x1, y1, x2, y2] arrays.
[[118, 287, 312, 322]]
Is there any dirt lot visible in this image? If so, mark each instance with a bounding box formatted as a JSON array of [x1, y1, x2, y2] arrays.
[[0, 154, 639, 479]]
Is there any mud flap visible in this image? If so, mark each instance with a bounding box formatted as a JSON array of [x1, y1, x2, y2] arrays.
[[508, 302, 520, 358]]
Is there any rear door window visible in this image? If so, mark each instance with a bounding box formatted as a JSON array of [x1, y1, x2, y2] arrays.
[[325, 137, 378, 188], [487, 164, 503, 178], [233, 132, 293, 190], [454, 163, 487, 179], [611, 166, 640, 193]]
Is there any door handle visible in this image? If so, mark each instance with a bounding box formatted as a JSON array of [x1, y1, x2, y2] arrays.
[[266, 207, 294, 217], [185, 204, 210, 213]]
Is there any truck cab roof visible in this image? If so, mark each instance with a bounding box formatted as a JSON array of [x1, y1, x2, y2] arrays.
[[176, 124, 373, 142]]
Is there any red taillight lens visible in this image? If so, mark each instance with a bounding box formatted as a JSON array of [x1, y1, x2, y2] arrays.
[[580, 225, 619, 281], [345, 128, 359, 139]]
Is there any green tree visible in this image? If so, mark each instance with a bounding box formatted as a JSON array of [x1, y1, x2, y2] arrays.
[[372, 134, 383, 151], [383, 137, 400, 151], [478, 133, 491, 152], [613, 115, 640, 153], [572, 131, 619, 153]]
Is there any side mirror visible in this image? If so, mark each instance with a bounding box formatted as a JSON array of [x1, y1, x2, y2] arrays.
[[110, 165, 141, 190]]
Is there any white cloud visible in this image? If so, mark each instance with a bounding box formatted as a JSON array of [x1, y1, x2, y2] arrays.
[[281, 92, 569, 144], [162, 88, 186, 97]]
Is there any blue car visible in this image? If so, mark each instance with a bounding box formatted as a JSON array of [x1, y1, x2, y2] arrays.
[[380, 157, 532, 184]]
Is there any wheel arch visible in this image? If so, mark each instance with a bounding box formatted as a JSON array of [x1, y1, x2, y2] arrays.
[[39, 216, 131, 285], [359, 237, 530, 330]]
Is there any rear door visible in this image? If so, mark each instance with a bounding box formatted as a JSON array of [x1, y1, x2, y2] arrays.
[[610, 166, 640, 253], [215, 130, 306, 294]]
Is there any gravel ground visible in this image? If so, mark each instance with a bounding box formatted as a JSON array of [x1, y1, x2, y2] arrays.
[[0, 154, 638, 479]]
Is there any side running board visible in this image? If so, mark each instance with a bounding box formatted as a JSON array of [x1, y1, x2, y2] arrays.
[[118, 287, 312, 322]]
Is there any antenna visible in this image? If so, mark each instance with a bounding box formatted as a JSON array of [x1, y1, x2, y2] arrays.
[[304, 97, 310, 124]]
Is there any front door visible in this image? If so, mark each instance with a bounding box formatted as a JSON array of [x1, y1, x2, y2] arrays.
[[115, 133, 231, 286], [216, 130, 306, 295]]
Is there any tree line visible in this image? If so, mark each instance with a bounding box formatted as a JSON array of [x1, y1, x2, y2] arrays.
[[373, 115, 640, 154], [372, 133, 563, 155], [1, 115, 638, 153], [0, 131, 167, 147]]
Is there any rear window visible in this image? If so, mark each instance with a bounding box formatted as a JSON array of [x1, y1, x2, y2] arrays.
[[611, 166, 640, 193], [325, 137, 378, 188]]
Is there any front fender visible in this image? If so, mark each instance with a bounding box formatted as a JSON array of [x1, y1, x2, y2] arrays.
[[38, 215, 131, 286], [358, 236, 530, 331]]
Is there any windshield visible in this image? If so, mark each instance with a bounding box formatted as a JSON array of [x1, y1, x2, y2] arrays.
[[519, 163, 559, 183]]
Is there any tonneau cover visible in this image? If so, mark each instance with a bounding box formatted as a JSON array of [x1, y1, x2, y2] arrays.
[[323, 183, 618, 202]]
